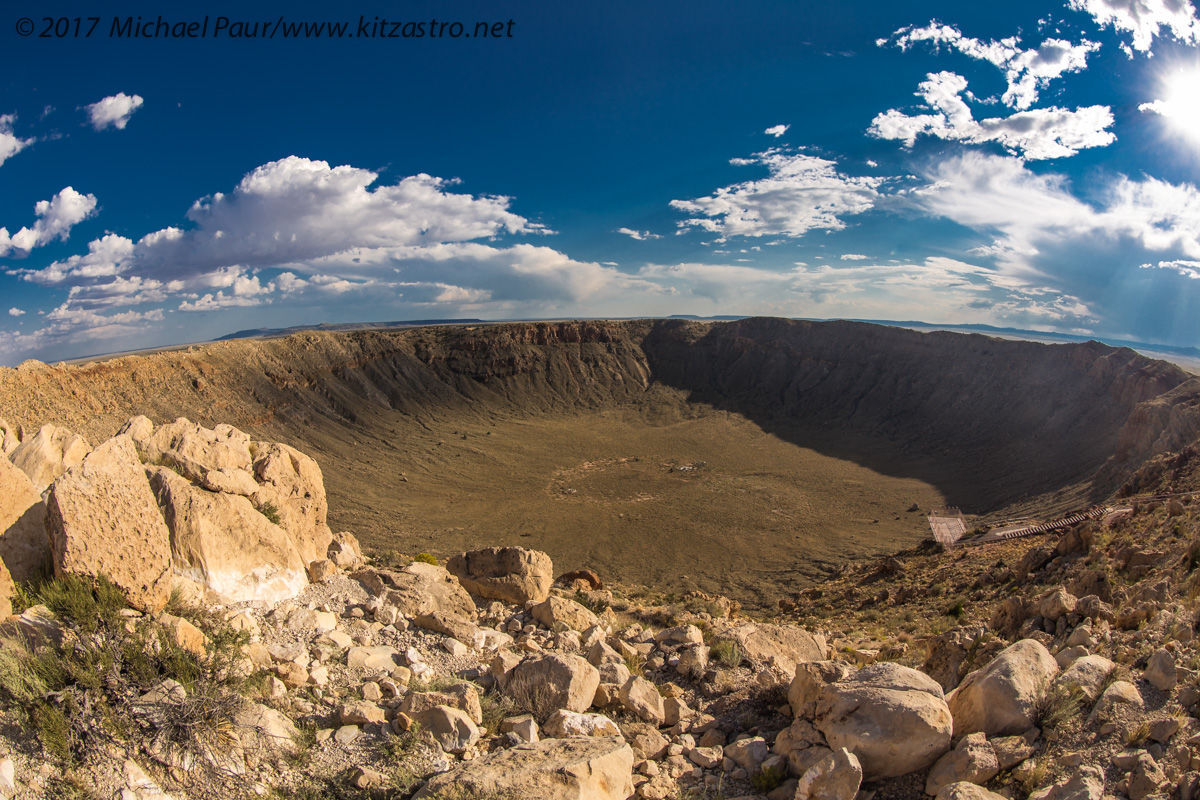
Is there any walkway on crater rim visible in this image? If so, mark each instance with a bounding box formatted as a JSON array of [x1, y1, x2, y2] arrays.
[[966, 505, 1119, 545], [954, 489, 1200, 547]]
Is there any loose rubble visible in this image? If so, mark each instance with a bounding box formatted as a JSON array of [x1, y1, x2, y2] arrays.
[[1, 416, 1200, 800]]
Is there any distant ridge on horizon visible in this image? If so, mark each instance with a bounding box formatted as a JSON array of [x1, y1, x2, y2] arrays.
[[215, 319, 487, 341], [212, 315, 1200, 362]]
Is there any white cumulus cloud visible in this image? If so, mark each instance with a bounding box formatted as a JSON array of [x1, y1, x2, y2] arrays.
[[882, 22, 1099, 110], [1068, 0, 1200, 53], [21, 156, 546, 286], [85, 93, 144, 130], [912, 152, 1200, 292], [869, 71, 1115, 159], [0, 187, 98, 256], [5, 156, 662, 358], [8, 308, 25, 317], [764, 124, 790, 137], [670, 149, 883, 240], [0, 115, 33, 168]]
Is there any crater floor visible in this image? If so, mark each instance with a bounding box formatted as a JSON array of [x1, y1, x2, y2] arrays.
[[317, 404, 945, 609]]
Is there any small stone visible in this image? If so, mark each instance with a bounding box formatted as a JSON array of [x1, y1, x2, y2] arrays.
[[1148, 717, 1183, 744], [1146, 649, 1178, 693], [443, 638, 470, 657], [334, 725, 360, 744], [688, 746, 724, 769]]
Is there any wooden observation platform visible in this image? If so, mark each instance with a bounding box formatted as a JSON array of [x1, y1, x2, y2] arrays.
[[928, 508, 967, 550]]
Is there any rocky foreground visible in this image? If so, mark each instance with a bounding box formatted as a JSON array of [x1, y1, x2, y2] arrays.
[[0, 417, 1199, 800]]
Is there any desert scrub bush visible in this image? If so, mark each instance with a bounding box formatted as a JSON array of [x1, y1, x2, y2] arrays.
[[751, 763, 787, 792], [709, 638, 741, 667], [408, 673, 462, 694], [622, 648, 647, 675], [1034, 682, 1086, 732], [1124, 720, 1152, 747], [946, 599, 966, 619], [0, 571, 257, 777], [413, 552, 438, 565], [259, 501, 282, 525], [574, 589, 610, 615], [478, 688, 517, 733]]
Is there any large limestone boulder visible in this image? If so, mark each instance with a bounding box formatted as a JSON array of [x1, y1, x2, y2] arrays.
[[353, 562, 475, 620], [795, 747, 861, 800], [543, 709, 622, 739], [618, 676, 665, 725], [413, 737, 634, 800], [789, 660, 853, 719], [409, 705, 480, 754], [233, 702, 301, 757], [947, 639, 1059, 737], [141, 418, 253, 484], [148, 467, 307, 604], [532, 595, 601, 633], [44, 436, 173, 612], [924, 733, 1000, 796], [0, 418, 18, 456], [327, 531, 364, 569], [506, 653, 601, 720], [401, 684, 483, 726], [1028, 765, 1105, 800], [1144, 648, 1177, 692], [1054, 654, 1115, 702], [250, 441, 333, 565], [447, 547, 554, 605], [9, 424, 90, 491], [1087, 680, 1143, 724], [0, 456, 49, 584], [936, 784, 1009, 800], [814, 662, 953, 781], [713, 622, 825, 675]]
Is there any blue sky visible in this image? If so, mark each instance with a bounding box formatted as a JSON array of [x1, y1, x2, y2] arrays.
[[2, 0, 1200, 364]]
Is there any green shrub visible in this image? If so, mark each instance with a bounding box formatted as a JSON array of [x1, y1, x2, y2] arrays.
[[752, 763, 787, 792], [0, 571, 256, 770], [414, 552, 438, 565], [574, 589, 610, 615], [478, 689, 517, 733], [946, 599, 966, 619], [710, 638, 741, 667], [260, 502, 282, 525], [32, 573, 127, 635]]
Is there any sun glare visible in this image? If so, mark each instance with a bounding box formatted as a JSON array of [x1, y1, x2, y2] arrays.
[[1144, 67, 1200, 144]]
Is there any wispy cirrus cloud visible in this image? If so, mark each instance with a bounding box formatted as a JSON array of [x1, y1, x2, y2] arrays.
[[636, 257, 1095, 329], [617, 227, 661, 240]]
